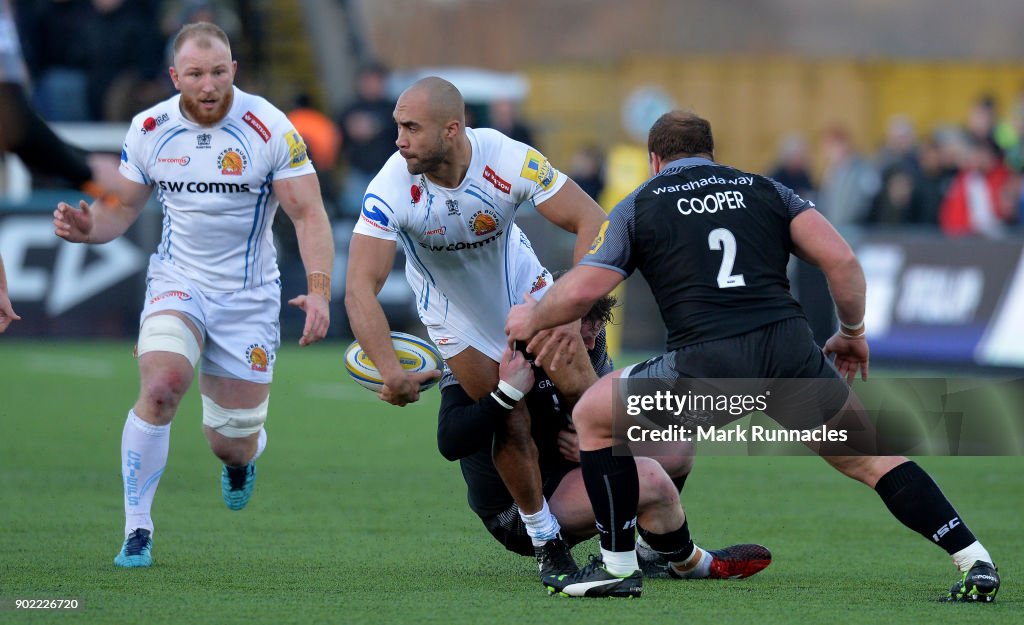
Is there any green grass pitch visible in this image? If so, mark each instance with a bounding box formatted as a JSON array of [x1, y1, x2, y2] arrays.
[[0, 340, 1020, 624]]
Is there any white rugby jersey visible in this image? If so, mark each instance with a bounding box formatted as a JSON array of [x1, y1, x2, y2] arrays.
[[353, 128, 566, 358], [119, 86, 315, 292]]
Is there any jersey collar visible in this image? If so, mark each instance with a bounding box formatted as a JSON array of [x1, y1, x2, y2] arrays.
[[664, 156, 714, 170]]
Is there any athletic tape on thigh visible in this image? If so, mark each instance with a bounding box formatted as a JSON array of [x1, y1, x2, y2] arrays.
[[201, 394, 269, 438], [137, 315, 201, 366]]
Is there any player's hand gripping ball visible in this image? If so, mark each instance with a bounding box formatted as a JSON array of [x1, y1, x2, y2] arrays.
[[344, 332, 443, 392]]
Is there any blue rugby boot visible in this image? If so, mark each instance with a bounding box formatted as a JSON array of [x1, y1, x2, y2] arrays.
[[221, 462, 256, 511], [114, 528, 153, 568]]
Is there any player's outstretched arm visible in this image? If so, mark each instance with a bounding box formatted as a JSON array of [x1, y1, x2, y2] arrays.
[[534, 178, 607, 263], [53, 178, 151, 244], [790, 208, 869, 382], [277, 173, 335, 346], [345, 233, 428, 406]]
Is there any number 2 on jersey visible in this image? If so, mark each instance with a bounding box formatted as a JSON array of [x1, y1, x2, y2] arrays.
[[708, 228, 746, 288]]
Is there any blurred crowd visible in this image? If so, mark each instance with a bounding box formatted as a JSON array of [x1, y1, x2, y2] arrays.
[[770, 95, 1024, 238], [10, 2, 1023, 240]]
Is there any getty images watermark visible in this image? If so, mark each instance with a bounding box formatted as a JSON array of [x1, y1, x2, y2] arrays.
[[613, 377, 1024, 456]]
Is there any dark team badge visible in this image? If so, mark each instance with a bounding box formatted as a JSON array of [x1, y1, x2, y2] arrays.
[[469, 210, 498, 236], [446, 199, 460, 216], [197, 133, 212, 149]]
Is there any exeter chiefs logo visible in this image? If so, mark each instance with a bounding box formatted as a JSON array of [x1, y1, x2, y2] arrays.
[[246, 344, 271, 372], [469, 210, 499, 236], [530, 271, 549, 293], [218, 148, 248, 176]]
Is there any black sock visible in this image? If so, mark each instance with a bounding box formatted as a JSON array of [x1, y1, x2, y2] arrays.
[[672, 473, 689, 494], [580, 445, 638, 553], [638, 519, 694, 562], [875, 461, 976, 554]]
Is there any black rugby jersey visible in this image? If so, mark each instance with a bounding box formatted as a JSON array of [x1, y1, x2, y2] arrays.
[[583, 157, 811, 350], [437, 330, 613, 518]]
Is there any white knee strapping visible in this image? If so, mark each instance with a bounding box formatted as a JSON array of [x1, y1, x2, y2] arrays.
[[201, 394, 269, 438], [137, 315, 201, 367]]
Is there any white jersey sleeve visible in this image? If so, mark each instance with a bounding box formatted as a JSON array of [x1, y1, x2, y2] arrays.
[[352, 151, 404, 242], [499, 132, 567, 206]]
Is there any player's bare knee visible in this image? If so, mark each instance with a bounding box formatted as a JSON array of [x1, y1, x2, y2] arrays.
[[636, 457, 679, 508]]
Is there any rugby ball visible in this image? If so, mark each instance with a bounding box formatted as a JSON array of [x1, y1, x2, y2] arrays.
[[344, 331, 443, 393]]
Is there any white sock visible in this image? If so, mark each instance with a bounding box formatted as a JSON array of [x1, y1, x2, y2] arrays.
[[952, 541, 994, 572], [251, 427, 268, 462], [601, 548, 639, 576], [669, 545, 712, 579], [122, 410, 170, 537], [520, 499, 561, 545]]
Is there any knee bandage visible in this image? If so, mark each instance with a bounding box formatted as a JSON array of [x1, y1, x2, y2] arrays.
[[201, 394, 269, 438], [137, 315, 201, 367]]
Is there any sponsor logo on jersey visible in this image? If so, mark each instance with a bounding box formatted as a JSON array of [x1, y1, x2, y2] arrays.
[[243, 111, 271, 142], [425, 226, 446, 236], [246, 344, 271, 372], [197, 133, 212, 149], [483, 166, 511, 194], [588, 220, 609, 255], [520, 149, 556, 190], [446, 199, 460, 216], [360, 194, 391, 230], [651, 175, 754, 195], [157, 156, 191, 166], [436, 337, 453, 345], [410, 184, 422, 203], [141, 112, 170, 134], [530, 271, 549, 293], [148, 290, 193, 304], [285, 130, 310, 168], [218, 148, 247, 175], [469, 210, 498, 236], [156, 180, 251, 193], [417, 229, 504, 252]]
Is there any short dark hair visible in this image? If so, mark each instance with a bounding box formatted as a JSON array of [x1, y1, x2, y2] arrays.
[[647, 111, 714, 161]]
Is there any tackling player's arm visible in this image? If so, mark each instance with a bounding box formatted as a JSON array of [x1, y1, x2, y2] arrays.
[[789, 208, 869, 382], [0, 253, 20, 333], [533, 178, 607, 263], [277, 173, 334, 346], [53, 178, 152, 244], [344, 233, 438, 406], [506, 265, 622, 350]]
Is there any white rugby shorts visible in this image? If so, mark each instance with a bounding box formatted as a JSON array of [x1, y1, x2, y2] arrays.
[[139, 256, 281, 383]]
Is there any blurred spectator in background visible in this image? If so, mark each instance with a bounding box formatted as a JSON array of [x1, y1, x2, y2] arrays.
[[905, 137, 954, 226], [337, 61, 396, 217], [965, 94, 998, 145], [487, 97, 535, 146], [875, 115, 920, 177], [817, 124, 880, 227], [288, 92, 342, 206], [569, 144, 605, 201], [161, 0, 241, 43], [767, 133, 815, 199], [995, 92, 1024, 173], [864, 164, 915, 225], [25, 0, 165, 121], [24, 0, 93, 121], [939, 136, 1017, 237]]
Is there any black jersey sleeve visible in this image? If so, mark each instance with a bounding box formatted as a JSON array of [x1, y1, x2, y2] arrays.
[[770, 179, 815, 220], [437, 384, 509, 461], [580, 191, 637, 276], [0, 83, 92, 187]]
